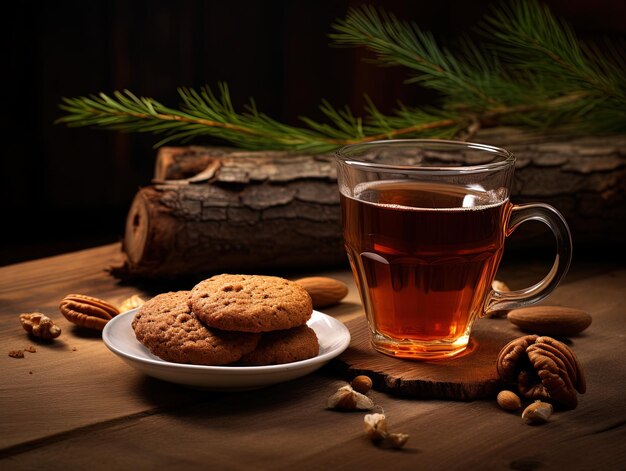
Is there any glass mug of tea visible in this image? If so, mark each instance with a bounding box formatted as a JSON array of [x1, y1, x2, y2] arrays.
[[335, 139, 572, 360]]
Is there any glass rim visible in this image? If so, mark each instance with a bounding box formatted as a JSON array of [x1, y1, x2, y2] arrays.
[[335, 139, 515, 174]]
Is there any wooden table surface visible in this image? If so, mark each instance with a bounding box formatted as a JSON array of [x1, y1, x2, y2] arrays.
[[1, 244, 625, 470]]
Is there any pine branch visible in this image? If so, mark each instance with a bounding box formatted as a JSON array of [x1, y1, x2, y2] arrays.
[[482, 0, 626, 101], [57, 0, 626, 152], [330, 1, 626, 132], [479, 0, 626, 131], [59, 86, 341, 151], [58, 86, 468, 150], [329, 5, 507, 109]]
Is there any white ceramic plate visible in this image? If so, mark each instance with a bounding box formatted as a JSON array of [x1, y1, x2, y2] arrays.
[[103, 308, 350, 391]]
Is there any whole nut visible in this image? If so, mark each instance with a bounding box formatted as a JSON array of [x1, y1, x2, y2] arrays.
[[59, 294, 120, 331], [522, 401, 553, 424], [497, 390, 522, 411], [507, 306, 592, 336], [294, 277, 349, 309], [19, 312, 62, 339], [351, 375, 373, 394]]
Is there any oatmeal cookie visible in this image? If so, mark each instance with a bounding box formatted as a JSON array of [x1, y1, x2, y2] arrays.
[[132, 291, 259, 365], [189, 274, 313, 333], [239, 325, 319, 366]]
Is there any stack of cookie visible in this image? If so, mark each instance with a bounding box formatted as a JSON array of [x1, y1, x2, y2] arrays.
[[132, 274, 319, 366]]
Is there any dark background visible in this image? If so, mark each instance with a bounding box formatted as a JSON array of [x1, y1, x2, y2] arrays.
[[3, 0, 625, 266]]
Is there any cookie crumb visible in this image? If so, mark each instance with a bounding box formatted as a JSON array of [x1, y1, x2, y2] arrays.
[[71, 346, 77, 351], [9, 350, 24, 358], [24, 345, 37, 353], [29, 371, 33, 374]]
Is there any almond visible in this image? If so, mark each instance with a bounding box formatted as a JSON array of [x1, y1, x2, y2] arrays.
[[294, 277, 349, 309], [507, 306, 592, 336], [496, 390, 522, 411]]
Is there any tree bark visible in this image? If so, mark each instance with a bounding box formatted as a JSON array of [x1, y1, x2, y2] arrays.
[[112, 128, 626, 279], [113, 148, 344, 279], [481, 128, 626, 249]]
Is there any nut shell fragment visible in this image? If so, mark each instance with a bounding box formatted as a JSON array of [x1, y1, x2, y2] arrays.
[[59, 294, 120, 331], [327, 385, 374, 411], [387, 432, 409, 449], [364, 414, 409, 449], [19, 312, 62, 339], [364, 413, 388, 441], [522, 401, 553, 424]]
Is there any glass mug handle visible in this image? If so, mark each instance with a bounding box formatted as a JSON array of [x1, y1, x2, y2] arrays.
[[484, 203, 573, 316]]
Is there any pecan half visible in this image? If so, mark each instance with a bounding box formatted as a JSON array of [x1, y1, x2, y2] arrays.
[[59, 294, 120, 331], [496, 335, 586, 410]]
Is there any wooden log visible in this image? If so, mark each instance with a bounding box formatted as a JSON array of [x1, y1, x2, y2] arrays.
[[113, 148, 345, 279], [482, 128, 626, 250], [112, 129, 626, 279]]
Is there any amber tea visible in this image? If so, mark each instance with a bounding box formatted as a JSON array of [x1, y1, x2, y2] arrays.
[[341, 180, 510, 357]]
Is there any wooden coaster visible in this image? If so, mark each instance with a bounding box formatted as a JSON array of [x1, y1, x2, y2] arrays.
[[332, 315, 516, 401]]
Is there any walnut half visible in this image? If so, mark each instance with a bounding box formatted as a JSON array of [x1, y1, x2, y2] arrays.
[[19, 312, 62, 339], [496, 335, 586, 410]]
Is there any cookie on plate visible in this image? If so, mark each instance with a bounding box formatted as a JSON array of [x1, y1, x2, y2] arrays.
[[239, 325, 319, 366], [132, 291, 260, 366], [189, 274, 313, 333]]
